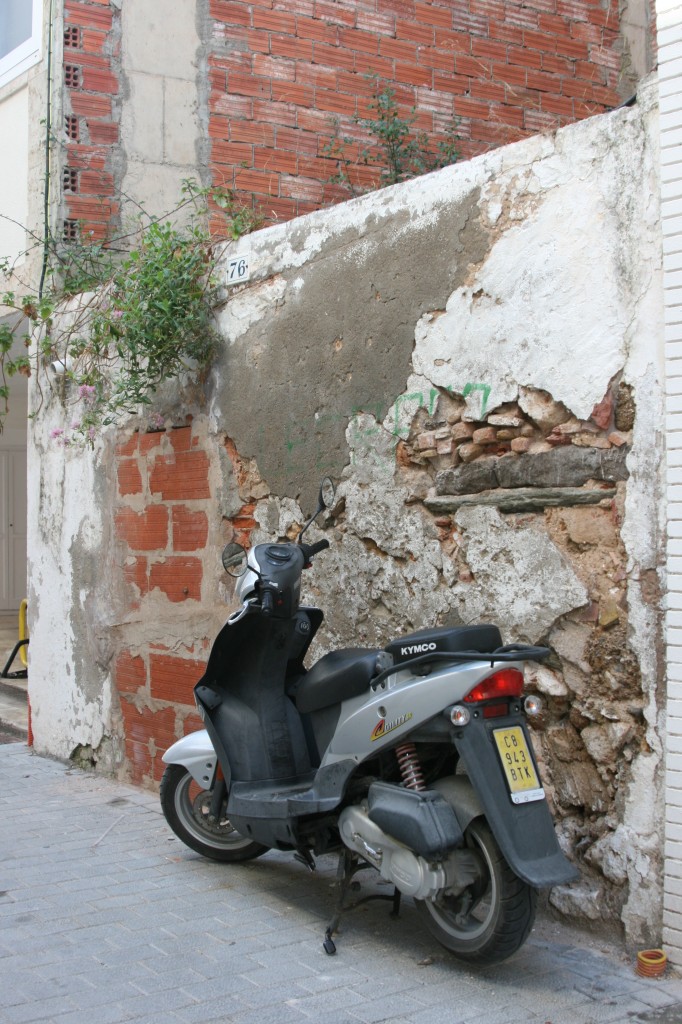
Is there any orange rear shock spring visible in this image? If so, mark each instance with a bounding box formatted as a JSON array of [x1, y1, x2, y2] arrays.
[[395, 742, 426, 791]]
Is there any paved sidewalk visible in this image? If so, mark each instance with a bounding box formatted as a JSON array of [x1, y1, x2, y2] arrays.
[[2, 742, 682, 1024]]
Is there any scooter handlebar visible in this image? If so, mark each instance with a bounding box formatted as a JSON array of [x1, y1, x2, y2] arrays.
[[300, 539, 330, 560]]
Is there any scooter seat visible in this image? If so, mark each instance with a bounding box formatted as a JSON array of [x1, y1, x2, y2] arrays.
[[295, 648, 380, 714]]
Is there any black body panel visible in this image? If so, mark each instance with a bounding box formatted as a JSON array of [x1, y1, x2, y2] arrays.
[[453, 715, 579, 887], [367, 780, 464, 858], [385, 624, 503, 665]]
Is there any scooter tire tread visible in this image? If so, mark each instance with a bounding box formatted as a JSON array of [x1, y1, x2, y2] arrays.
[[414, 820, 537, 965], [160, 764, 269, 864]]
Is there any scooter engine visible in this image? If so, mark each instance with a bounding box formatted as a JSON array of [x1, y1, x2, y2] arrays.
[[338, 804, 478, 902]]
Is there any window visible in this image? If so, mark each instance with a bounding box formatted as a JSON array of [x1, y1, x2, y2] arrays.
[[0, 0, 42, 90]]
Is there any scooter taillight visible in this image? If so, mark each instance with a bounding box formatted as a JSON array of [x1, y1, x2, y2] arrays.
[[463, 668, 524, 704]]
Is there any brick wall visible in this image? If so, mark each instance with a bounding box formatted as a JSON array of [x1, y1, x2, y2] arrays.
[[208, 0, 632, 223], [112, 424, 213, 785], [58, 0, 646, 237], [61, 0, 121, 242], [661, 0, 682, 968]]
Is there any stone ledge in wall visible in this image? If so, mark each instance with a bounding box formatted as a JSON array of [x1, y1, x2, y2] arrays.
[[425, 486, 618, 514]]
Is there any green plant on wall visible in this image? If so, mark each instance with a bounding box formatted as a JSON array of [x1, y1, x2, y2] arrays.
[[323, 77, 460, 196], [0, 180, 262, 442]]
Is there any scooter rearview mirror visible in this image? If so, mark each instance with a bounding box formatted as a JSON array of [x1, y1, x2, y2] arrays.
[[320, 476, 335, 510], [222, 542, 248, 577]]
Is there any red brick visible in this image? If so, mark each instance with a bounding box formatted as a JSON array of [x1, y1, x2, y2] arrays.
[[172, 508, 209, 551], [417, 47, 457, 72], [526, 68, 562, 91], [116, 506, 169, 551], [81, 67, 118, 93], [230, 120, 276, 145], [115, 650, 147, 695], [397, 19, 434, 45], [150, 557, 203, 603], [492, 61, 527, 86], [270, 33, 314, 61], [271, 81, 316, 106], [380, 36, 418, 61], [276, 125, 318, 154], [470, 78, 506, 102], [252, 146, 297, 173], [296, 16, 339, 43], [70, 92, 112, 117], [79, 169, 114, 194], [472, 37, 508, 62], [182, 712, 205, 735], [524, 29, 558, 51], [117, 458, 142, 496], [209, 0, 252, 27], [212, 139, 255, 164], [415, 2, 453, 28], [121, 702, 177, 783], [234, 166, 280, 194], [339, 27, 381, 54], [81, 29, 107, 53], [252, 98, 298, 126], [314, 1, 357, 27], [228, 72, 271, 99], [353, 53, 395, 78], [508, 44, 543, 69], [256, 195, 298, 220], [454, 54, 492, 77], [87, 122, 119, 144], [395, 61, 433, 87], [253, 53, 297, 81], [253, 8, 296, 32], [315, 90, 357, 116], [150, 450, 210, 500], [149, 652, 207, 703], [541, 92, 575, 115], [64, 1, 113, 30], [314, 42, 357, 71], [280, 175, 325, 201], [454, 96, 491, 118]]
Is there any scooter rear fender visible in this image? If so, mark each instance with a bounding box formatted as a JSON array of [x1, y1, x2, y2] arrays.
[[453, 718, 579, 888], [162, 730, 217, 789]]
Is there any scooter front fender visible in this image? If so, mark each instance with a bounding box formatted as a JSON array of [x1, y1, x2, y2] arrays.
[[453, 720, 579, 888], [162, 730, 217, 789]]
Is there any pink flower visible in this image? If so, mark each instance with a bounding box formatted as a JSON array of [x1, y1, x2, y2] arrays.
[[49, 427, 64, 439], [78, 384, 96, 404]]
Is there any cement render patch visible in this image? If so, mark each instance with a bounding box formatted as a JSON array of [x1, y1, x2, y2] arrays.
[[1, 742, 681, 1024]]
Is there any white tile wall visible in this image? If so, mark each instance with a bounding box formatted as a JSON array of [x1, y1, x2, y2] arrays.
[[660, 0, 682, 966]]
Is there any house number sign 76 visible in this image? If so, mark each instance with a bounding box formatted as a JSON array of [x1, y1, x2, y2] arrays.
[[227, 255, 250, 285]]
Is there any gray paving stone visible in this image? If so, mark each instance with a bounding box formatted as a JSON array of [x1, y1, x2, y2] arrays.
[[4, 743, 682, 1024]]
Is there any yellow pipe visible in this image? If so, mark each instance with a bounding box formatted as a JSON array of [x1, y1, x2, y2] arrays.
[[19, 599, 28, 667]]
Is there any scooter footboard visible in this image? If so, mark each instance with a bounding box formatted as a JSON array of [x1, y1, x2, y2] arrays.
[[453, 722, 578, 888]]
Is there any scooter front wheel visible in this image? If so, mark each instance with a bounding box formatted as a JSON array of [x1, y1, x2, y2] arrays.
[[160, 764, 268, 863], [414, 820, 537, 965]]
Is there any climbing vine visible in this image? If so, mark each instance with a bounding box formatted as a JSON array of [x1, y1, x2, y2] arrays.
[[323, 78, 460, 196], [0, 180, 262, 443]]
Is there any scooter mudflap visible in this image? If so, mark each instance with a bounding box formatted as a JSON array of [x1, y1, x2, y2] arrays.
[[323, 930, 337, 956]]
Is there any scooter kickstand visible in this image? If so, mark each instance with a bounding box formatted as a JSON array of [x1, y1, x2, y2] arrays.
[[294, 849, 316, 872]]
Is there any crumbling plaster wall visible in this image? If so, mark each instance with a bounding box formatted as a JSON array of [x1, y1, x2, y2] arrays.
[[27, 76, 664, 945]]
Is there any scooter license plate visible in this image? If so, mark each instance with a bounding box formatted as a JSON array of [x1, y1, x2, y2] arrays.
[[493, 726, 545, 805]]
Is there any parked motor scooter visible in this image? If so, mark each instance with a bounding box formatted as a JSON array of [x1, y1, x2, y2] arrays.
[[160, 478, 577, 964]]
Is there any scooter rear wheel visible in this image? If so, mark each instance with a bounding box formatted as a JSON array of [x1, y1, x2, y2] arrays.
[[160, 764, 268, 863], [414, 819, 537, 965]]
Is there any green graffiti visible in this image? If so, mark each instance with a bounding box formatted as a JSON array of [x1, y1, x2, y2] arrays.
[[462, 382, 491, 419]]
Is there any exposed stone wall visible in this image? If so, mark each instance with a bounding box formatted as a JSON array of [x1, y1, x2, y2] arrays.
[[28, 79, 664, 945]]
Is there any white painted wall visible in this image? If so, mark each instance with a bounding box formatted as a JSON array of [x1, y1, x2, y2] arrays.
[[659, 0, 682, 969], [0, 79, 30, 266]]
